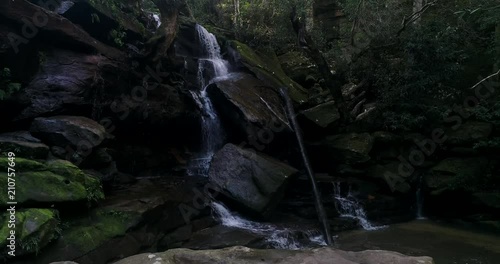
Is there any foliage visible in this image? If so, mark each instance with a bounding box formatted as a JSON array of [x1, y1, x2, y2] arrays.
[[0, 68, 21, 100], [109, 28, 127, 47]]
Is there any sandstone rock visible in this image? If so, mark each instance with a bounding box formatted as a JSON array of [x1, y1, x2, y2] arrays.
[[426, 157, 488, 192], [0, 209, 59, 257], [208, 144, 298, 217], [229, 41, 308, 104], [0, 158, 104, 206], [182, 226, 261, 250], [30, 116, 106, 151], [0, 131, 49, 159], [0, 0, 124, 59], [310, 133, 373, 165], [300, 101, 340, 128], [113, 246, 434, 264], [208, 73, 290, 140], [446, 121, 493, 145]]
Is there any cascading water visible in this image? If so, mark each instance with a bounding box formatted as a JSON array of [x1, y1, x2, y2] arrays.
[[211, 202, 327, 249], [187, 25, 229, 176], [416, 174, 426, 219], [333, 182, 383, 231]]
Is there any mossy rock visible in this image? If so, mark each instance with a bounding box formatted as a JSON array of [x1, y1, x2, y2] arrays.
[[0, 141, 49, 160], [0, 209, 59, 256], [0, 157, 47, 172], [0, 159, 104, 206], [230, 41, 308, 104], [427, 157, 489, 192], [53, 208, 141, 255]]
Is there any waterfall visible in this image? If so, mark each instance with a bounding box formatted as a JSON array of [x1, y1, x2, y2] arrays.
[[416, 174, 426, 219], [187, 25, 228, 176], [332, 183, 384, 231], [211, 202, 326, 249]]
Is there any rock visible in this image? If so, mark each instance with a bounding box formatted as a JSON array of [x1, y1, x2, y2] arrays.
[[208, 144, 298, 217], [0, 131, 49, 159], [278, 51, 317, 87], [16, 48, 122, 120], [426, 157, 489, 192], [229, 41, 308, 104], [27, 178, 210, 264], [208, 73, 291, 141], [55, 0, 151, 47], [113, 246, 434, 264], [446, 121, 493, 145], [472, 193, 500, 209], [182, 226, 261, 250], [300, 101, 340, 128], [30, 116, 106, 151], [158, 225, 193, 250], [0, 1, 124, 59], [366, 164, 412, 194], [0, 209, 59, 256], [310, 133, 374, 165], [0, 158, 104, 206], [372, 131, 400, 144]]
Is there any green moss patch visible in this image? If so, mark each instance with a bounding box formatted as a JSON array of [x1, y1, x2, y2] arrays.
[[230, 41, 308, 104]]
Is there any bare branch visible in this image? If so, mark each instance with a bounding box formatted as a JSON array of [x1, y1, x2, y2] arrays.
[[469, 69, 500, 90]]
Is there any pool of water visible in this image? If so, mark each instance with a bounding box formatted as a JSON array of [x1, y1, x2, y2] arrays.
[[335, 220, 500, 264]]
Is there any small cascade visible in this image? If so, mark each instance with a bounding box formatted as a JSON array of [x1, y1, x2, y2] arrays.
[[187, 25, 229, 176], [416, 174, 426, 219], [332, 183, 383, 231], [211, 202, 326, 249]]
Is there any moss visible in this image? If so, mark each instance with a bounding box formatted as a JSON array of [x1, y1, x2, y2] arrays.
[[62, 209, 140, 253], [0, 209, 59, 255], [230, 41, 308, 104], [0, 157, 47, 172], [0, 159, 104, 205]]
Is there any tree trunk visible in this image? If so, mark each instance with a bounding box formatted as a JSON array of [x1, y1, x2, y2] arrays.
[[290, 6, 347, 119], [148, 0, 192, 62], [233, 0, 241, 35]]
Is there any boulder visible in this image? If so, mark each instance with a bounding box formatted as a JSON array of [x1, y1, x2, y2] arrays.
[[426, 157, 489, 192], [366, 164, 412, 194], [300, 101, 340, 128], [208, 144, 298, 217], [309, 133, 373, 165], [0, 0, 124, 59], [278, 51, 317, 87], [0, 131, 49, 159], [52, 0, 151, 47], [446, 121, 493, 145], [181, 226, 261, 250], [0, 158, 104, 206], [113, 246, 434, 264], [208, 73, 290, 141], [16, 49, 122, 120], [30, 116, 106, 151], [0, 209, 59, 256], [229, 41, 308, 104]]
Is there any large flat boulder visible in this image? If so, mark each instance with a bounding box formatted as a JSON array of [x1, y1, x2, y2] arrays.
[[300, 101, 340, 128], [0, 0, 124, 59], [208, 73, 291, 141], [426, 157, 489, 192], [310, 133, 374, 165], [446, 121, 493, 145], [30, 116, 106, 151], [0, 158, 104, 206], [208, 144, 298, 217], [113, 246, 434, 264], [0, 131, 49, 159], [229, 41, 308, 104], [0, 208, 59, 257]]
